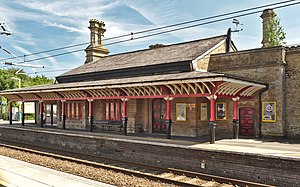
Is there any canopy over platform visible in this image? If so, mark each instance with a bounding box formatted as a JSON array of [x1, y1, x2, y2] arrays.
[[0, 71, 267, 101]]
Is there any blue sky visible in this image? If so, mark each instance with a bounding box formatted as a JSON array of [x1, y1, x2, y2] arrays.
[[0, 0, 299, 78]]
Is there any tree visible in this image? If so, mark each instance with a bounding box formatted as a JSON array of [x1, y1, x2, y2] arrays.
[[264, 16, 286, 47]]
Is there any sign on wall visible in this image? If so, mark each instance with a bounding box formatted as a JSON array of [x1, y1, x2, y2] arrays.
[[262, 102, 276, 122], [200, 103, 207, 121], [176, 103, 186, 121], [216, 102, 226, 120]]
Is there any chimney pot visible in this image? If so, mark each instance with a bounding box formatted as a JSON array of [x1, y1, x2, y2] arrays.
[[85, 19, 109, 64], [261, 9, 276, 48]]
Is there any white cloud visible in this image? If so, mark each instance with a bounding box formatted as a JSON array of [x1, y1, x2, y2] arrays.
[[44, 22, 86, 33]]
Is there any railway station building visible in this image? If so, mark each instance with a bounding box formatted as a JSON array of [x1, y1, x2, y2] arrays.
[[1, 9, 300, 141]]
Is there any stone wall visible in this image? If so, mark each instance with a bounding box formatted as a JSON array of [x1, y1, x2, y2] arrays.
[[194, 42, 235, 71], [285, 47, 300, 138], [208, 46, 286, 137], [0, 126, 299, 186]]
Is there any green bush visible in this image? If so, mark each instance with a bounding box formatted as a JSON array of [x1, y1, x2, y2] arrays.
[[25, 113, 35, 120]]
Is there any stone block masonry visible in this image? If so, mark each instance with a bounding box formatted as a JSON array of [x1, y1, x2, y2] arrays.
[[0, 126, 299, 186], [209, 47, 287, 137]]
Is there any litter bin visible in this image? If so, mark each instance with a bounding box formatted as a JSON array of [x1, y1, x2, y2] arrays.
[[18, 112, 22, 121]]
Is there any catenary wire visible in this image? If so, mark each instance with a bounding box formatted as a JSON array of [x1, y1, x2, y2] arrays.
[[19, 1, 300, 64], [0, 0, 297, 62]]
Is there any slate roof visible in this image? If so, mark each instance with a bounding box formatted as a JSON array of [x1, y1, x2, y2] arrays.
[[58, 35, 227, 78], [0, 71, 224, 93]]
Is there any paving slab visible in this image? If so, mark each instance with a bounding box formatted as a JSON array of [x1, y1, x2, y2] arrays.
[[0, 155, 114, 187]]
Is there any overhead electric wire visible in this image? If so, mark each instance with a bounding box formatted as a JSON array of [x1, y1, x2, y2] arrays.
[[1, 0, 300, 66], [0, 0, 297, 63], [20, 1, 300, 64]]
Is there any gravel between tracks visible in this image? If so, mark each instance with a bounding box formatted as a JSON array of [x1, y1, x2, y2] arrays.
[[0, 146, 235, 187]]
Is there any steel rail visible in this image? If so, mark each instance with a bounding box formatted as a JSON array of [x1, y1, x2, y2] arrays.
[[0, 139, 274, 187]]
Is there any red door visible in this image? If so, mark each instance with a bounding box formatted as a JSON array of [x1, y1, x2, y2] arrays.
[[152, 99, 167, 133], [239, 107, 254, 136]]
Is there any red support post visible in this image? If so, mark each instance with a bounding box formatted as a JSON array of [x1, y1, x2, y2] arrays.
[[210, 97, 216, 122], [121, 98, 128, 135], [9, 101, 12, 125], [21, 101, 25, 126], [88, 99, 94, 132], [233, 99, 239, 120], [61, 100, 66, 130], [122, 99, 127, 118], [39, 101, 44, 128], [232, 97, 240, 139], [166, 99, 171, 120], [164, 96, 173, 139], [208, 95, 217, 144]]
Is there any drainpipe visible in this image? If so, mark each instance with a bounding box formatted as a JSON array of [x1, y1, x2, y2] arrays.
[[258, 86, 269, 138], [226, 28, 231, 53]]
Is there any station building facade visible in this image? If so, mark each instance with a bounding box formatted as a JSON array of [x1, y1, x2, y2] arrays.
[[1, 9, 300, 140]]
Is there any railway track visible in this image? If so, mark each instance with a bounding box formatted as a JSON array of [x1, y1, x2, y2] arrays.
[[0, 139, 274, 187]]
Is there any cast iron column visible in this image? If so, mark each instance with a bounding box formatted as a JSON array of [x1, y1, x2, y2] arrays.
[[21, 101, 25, 126], [9, 101, 12, 125], [208, 95, 217, 144], [232, 97, 240, 139], [88, 99, 94, 132], [39, 101, 44, 128], [61, 100, 66, 130], [164, 96, 174, 139], [121, 98, 129, 135]]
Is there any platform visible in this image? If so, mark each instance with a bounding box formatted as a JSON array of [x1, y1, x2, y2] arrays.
[[0, 155, 114, 187], [1, 120, 300, 159], [0, 122, 299, 186]]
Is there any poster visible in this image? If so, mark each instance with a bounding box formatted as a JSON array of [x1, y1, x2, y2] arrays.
[[262, 102, 276, 122], [176, 103, 186, 121], [216, 102, 226, 120], [200, 103, 207, 121]]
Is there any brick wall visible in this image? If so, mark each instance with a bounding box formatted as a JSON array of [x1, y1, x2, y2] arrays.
[[209, 47, 286, 137]]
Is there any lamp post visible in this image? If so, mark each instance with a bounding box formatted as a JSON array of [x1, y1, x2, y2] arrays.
[[11, 77, 21, 88]]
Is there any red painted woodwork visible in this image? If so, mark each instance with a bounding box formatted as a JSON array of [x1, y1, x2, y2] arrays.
[[209, 97, 216, 121], [115, 101, 121, 121], [105, 101, 109, 120], [152, 99, 167, 134], [122, 99, 127, 117], [88, 100, 93, 117], [239, 107, 254, 136], [69, 103, 72, 118], [166, 99, 171, 120], [110, 101, 115, 120], [233, 100, 239, 120], [61, 101, 65, 116], [78, 103, 82, 119]]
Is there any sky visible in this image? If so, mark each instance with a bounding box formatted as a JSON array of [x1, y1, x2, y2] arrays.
[[0, 0, 299, 78]]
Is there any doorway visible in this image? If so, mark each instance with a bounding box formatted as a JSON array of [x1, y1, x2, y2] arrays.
[[152, 99, 167, 133], [239, 107, 254, 136], [45, 104, 58, 127]]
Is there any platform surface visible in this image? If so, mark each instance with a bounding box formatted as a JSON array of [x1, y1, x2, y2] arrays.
[[0, 155, 114, 187], [1, 120, 300, 160]]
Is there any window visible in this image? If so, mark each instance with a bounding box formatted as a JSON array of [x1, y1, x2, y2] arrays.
[[66, 101, 83, 120], [200, 103, 208, 121], [105, 100, 121, 121]]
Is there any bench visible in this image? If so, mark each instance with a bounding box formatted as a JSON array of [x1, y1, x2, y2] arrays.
[[93, 120, 123, 131]]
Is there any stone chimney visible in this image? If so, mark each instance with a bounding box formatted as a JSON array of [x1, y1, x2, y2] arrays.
[[260, 9, 276, 48], [85, 19, 109, 64]]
